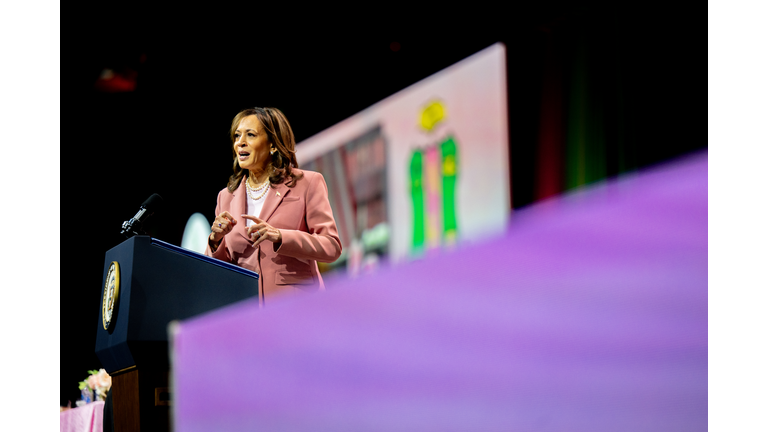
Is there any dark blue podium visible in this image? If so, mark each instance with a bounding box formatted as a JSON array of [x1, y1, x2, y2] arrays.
[[94, 235, 258, 432]]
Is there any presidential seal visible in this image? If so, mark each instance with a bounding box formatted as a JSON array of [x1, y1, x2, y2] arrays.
[[102, 261, 121, 331]]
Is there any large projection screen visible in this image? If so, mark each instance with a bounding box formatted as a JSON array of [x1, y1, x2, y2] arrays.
[[296, 43, 509, 275]]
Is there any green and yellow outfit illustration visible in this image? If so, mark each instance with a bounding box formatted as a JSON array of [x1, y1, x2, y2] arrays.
[[409, 134, 460, 253]]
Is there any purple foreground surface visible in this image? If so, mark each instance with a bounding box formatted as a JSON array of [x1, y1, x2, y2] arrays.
[[172, 152, 707, 431]]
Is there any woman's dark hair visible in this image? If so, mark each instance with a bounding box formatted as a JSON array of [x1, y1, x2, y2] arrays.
[[226, 107, 303, 192]]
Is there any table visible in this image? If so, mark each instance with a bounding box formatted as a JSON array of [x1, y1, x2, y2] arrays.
[[60, 401, 104, 432]]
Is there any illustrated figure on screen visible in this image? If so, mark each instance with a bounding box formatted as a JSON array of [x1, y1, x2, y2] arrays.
[[410, 100, 460, 255]]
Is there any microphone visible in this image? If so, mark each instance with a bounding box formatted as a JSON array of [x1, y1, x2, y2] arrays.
[[121, 193, 164, 238]]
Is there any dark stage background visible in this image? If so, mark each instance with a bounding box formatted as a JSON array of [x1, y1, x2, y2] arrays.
[[61, 5, 703, 406]]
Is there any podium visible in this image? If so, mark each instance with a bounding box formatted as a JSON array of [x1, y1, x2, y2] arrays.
[[95, 236, 259, 432]]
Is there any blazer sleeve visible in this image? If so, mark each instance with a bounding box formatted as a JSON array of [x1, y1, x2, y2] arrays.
[[205, 189, 233, 263], [275, 172, 342, 263]]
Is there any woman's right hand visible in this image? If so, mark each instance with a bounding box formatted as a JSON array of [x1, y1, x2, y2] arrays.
[[209, 211, 237, 245]]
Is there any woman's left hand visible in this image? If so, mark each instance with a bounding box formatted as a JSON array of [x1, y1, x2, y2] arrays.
[[241, 214, 282, 248]]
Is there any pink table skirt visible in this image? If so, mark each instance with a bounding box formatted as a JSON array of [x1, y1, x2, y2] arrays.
[[60, 401, 104, 432]]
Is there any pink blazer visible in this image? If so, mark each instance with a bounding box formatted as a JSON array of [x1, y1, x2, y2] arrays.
[[205, 169, 342, 304]]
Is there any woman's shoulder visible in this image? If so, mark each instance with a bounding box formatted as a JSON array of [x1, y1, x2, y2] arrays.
[[292, 167, 318, 178], [289, 168, 323, 182]]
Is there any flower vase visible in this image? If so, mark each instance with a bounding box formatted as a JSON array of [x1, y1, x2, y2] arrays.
[[81, 386, 93, 404]]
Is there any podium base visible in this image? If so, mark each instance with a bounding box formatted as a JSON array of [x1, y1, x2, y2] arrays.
[[110, 366, 170, 432]]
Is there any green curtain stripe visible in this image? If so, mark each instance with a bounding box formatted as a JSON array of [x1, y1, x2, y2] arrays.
[[565, 35, 587, 190]]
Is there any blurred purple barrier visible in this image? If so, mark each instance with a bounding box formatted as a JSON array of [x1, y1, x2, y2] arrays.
[[172, 151, 707, 431]]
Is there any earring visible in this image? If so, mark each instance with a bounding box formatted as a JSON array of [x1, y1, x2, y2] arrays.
[[270, 148, 276, 155]]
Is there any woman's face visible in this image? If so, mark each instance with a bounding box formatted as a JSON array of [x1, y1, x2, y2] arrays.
[[234, 115, 273, 174]]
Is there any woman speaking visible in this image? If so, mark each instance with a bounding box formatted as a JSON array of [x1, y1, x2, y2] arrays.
[[206, 107, 342, 303]]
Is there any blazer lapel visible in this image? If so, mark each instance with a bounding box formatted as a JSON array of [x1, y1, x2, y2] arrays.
[[232, 177, 251, 243], [259, 181, 289, 222]]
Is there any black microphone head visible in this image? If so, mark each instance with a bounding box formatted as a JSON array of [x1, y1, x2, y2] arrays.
[[142, 193, 164, 211]]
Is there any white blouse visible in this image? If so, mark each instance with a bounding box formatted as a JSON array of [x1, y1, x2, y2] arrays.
[[245, 183, 271, 227]]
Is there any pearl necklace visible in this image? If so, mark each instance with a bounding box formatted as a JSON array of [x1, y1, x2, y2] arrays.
[[247, 175, 270, 190], [246, 177, 271, 201]]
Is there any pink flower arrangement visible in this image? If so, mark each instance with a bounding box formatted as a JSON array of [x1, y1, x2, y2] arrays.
[[78, 369, 112, 403]]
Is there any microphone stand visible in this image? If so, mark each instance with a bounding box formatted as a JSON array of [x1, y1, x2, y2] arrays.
[[121, 194, 163, 238], [121, 208, 151, 238]]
